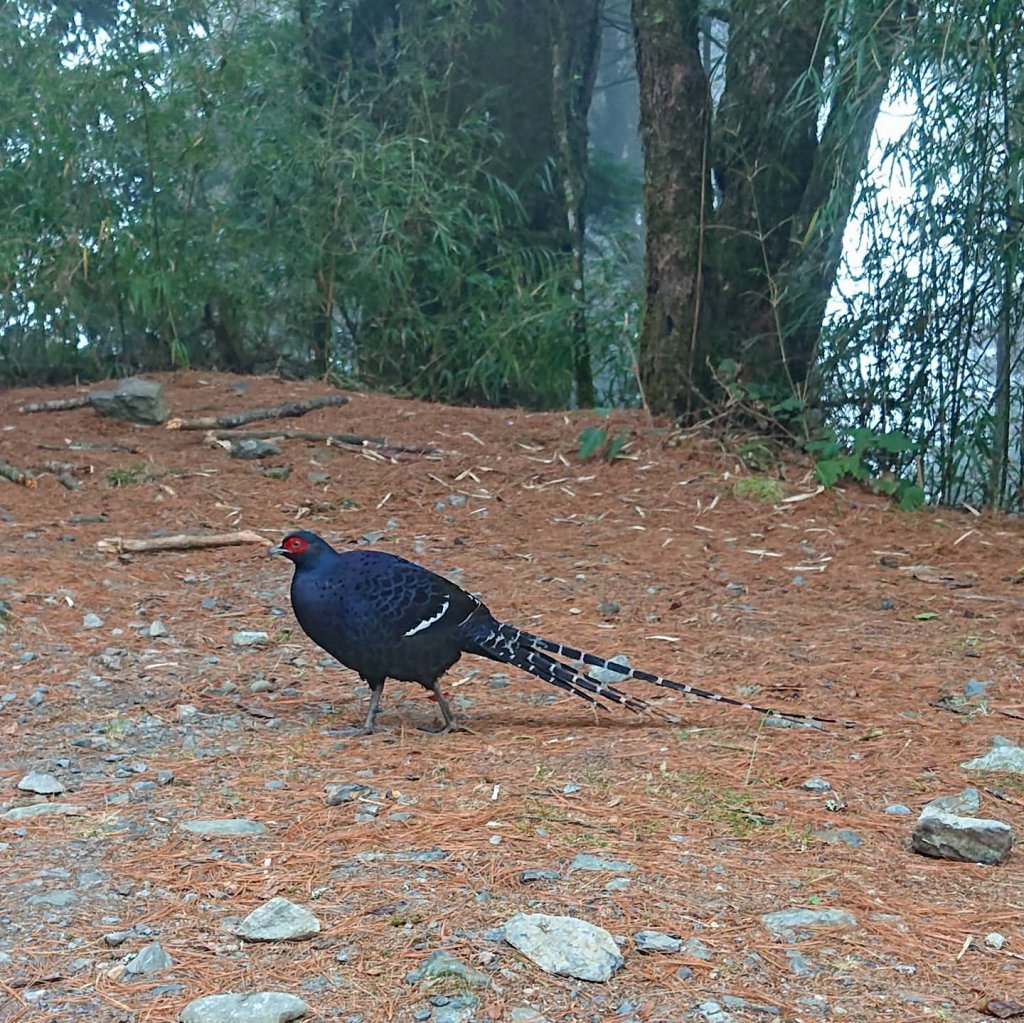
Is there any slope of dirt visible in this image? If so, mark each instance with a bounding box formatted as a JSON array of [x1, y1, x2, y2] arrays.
[[0, 372, 1021, 1023]]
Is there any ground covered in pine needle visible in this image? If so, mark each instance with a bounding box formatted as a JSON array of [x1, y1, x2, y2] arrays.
[[1, 372, 1022, 1023]]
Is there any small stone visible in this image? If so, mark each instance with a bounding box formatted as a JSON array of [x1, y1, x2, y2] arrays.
[[17, 771, 65, 795], [634, 930, 682, 953], [104, 931, 133, 947], [147, 620, 169, 638], [683, 938, 713, 961], [157, 770, 175, 786], [235, 897, 321, 942], [232, 630, 269, 647], [785, 949, 819, 976], [180, 818, 266, 837], [178, 991, 308, 1023], [404, 949, 489, 987], [812, 828, 862, 847], [503, 912, 624, 982], [694, 1000, 737, 1023], [510, 1009, 549, 1023], [123, 940, 173, 975], [984, 932, 1006, 950], [597, 601, 620, 615], [520, 868, 561, 883], [27, 889, 78, 907], [586, 654, 631, 686], [911, 811, 1013, 866], [800, 776, 832, 793], [230, 439, 281, 460], [761, 908, 859, 938], [885, 804, 912, 816], [1, 802, 87, 821], [569, 852, 635, 873], [324, 783, 373, 806], [83, 613, 104, 629]]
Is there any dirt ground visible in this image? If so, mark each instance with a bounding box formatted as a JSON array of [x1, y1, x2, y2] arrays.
[[0, 372, 1022, 1023]]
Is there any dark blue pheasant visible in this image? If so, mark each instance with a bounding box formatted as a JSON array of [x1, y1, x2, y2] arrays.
[[271, 530, 845, 734]]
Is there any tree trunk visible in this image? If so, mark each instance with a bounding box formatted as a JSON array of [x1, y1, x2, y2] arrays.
[[549, 0, 604, 408], [631, 0, 710, 417], [632, 0, 917, 419]]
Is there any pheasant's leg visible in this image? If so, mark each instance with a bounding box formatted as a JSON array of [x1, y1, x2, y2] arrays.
[[352, 677, 387, 735], [422, 678, 463, 734]]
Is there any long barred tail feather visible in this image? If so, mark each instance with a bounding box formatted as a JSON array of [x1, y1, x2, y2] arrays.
[[466, 617, 850, 729]]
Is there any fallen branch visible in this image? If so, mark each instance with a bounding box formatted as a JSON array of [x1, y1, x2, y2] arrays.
[[18, 395, 91, 414], [97, 530, 268, 554], [0, 461, 37, 488], [166, 394, 349, 431], [38, 441, 142, 454], [208, 428, 442, 456]]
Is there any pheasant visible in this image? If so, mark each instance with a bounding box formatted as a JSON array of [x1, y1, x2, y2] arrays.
[[270, 530, 846, 734]]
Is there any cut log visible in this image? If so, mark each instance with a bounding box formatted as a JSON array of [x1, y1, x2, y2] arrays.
[[0, 461, 37, 488], [18, 395, 91, 414], [96, 530, 268, 554], [166, 394, 349, 431]]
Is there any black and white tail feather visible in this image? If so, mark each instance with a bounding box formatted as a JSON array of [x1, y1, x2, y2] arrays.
[[467, 618, 850, 729]]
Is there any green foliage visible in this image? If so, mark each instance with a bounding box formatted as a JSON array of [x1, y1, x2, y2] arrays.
[[732, 476, 784, 502], [577, 424, 628, 462], [0, 0, 631, 410], [805, 428, 926, 509]]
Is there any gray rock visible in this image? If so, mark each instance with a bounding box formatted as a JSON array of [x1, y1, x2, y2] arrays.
[[2, 802, 86, 821], [27, 888, 78, 907], [962, 740, 1024, 774], [785, 949, 819, 976], [800, 776, 832, 792], [180, 818, 266, 837], [83, 613, 104, 629], [232, 630, 269, 647], [761, 908, 859, 938], [503, 913, 624, 982], [230, 439, 281, 460], [124, 940, 173, 975], [324, 783, 373, 806], [17, 771, 65, 795], [911, 810, 1013, 865], [885, 804, 912, 816], [693, 1001, 737, 1023], [812, 828, 862, 847], [235, 898, 320, 941], [104, 931, 133, 947], [90, 377, 169, 425], [920, 787, 981, 817], [404, 949, 489, 987], [683, 937, 713, 961], [569, 852, 635, 873], [520, 868, 561, 883], [147, 620, 169, 638], [509, 1009, 549, 1023], [984, 932, 1006, 950], [178, 991, 308, 1023], [586, 654, 631, 685], [634, 930, 681, 953]]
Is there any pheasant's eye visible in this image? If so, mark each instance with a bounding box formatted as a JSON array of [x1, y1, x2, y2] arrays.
[[286, 536, 308, 553]]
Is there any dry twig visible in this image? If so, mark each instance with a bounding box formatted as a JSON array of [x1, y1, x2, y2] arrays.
[[96, 530, 268, 554], [166, 394, 349, 431]]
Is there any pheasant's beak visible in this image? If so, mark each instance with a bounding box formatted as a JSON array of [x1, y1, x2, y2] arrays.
[[268, 542, 286, 558]]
